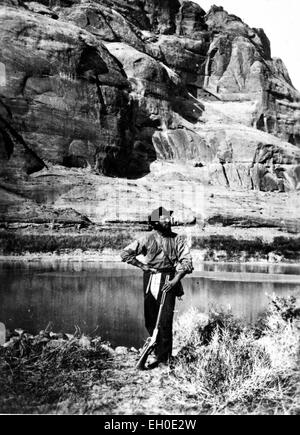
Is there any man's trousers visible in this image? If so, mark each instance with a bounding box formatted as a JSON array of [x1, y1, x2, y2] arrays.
[[143, 271, 177, 362]]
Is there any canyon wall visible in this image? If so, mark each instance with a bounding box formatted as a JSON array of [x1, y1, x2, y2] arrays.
[[1, 0, 300, 226]]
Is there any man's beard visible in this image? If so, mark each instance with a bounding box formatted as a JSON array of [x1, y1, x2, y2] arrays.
[[153, 221, 172, 235]]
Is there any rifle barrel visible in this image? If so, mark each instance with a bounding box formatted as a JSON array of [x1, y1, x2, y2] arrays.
[[135, 286, 169, 370]]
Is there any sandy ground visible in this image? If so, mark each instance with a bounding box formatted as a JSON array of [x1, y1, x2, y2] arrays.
[[65, 351, 188, 415]]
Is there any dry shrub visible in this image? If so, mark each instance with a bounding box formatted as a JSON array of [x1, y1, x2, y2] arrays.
[[173, 308, 209, 357], [171, 297, 300, 414], [0, 331, 113, 413]]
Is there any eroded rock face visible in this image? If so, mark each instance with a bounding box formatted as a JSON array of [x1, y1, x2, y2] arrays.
[[1, 0, 300, 227], [176, 1, 206, 37], [201, 7, 300, 146], [106, 41, 204, 164], [0, 5, 145, 178], [25, 2, 59, 19], [55, 1, 300, 152], [0, 97, 45, 178]]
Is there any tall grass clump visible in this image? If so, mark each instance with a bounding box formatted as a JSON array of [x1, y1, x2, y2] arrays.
[[0, 329, 113, 414], [172, 297, 300, 415]]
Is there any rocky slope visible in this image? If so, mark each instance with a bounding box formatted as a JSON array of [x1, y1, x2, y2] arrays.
[[0, 0, 300, 230]]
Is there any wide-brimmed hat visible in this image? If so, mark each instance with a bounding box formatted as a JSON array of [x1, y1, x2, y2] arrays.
[[148, 206, 173, 223]]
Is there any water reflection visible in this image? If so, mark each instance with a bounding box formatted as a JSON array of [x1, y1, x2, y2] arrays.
[[0, 261, 299, 348], [202, 262, 300, 276]]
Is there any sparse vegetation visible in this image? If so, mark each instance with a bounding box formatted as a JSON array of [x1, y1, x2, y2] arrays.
[[1, 229, 299, 262], [0, 230, 133, 254], [172, 296, 300, 414], [0, 297, 299, 414], [191, 235, 300, 261], [0, 329, 113, 414]]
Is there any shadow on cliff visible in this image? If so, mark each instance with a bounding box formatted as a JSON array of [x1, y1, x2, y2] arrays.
[[113, 87, 204, 180], [85, 94, 158, 180], [0, 97, 46, 178]]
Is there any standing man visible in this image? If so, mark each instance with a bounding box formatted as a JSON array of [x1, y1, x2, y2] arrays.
[[120, 207, 193, 369]]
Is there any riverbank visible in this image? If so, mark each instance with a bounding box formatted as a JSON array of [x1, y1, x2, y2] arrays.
[[1, 224, 299, 263], [0, 296, 299, 415]]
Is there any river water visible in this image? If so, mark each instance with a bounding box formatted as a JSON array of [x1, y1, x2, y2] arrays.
[[0, 260, 300, 348]]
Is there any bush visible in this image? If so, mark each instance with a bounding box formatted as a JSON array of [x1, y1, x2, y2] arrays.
[[172, 298, 300, 414], [0, 330, 113, 413]]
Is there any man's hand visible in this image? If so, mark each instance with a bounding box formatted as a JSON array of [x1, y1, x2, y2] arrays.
[[162, 276, 180, 292], [130, 259, 157, 273], [142, 265, 157, 273]]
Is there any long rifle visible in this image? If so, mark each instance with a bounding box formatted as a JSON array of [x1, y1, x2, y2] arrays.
[[135, 282, 169, 370]]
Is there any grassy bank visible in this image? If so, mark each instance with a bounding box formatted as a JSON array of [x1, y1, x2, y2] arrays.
[[0, 228, 299, 262], [0, 297, 299, 415], [192, 235, 300, 261], [0, 331, 114, 414], [0, 229, 133, 255]]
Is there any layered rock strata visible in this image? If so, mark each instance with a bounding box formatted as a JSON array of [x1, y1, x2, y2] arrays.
[[0, 0, 300, 227]]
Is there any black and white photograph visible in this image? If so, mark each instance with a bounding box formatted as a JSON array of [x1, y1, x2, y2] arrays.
[[0, 0, 299, 418]]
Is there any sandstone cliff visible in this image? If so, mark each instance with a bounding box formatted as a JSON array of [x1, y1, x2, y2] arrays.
[[0, 0, 300, 228]]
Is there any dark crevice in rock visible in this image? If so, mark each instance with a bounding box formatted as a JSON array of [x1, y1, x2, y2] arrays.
[[76, 45, 109, 79], [0, 98, 13, 120], [20, 75, 29, 96], [95, 78, 108, 121], [288, 134, 300, 147], [221, 164, 230, 187], [256, 114, 266, 131], [0, 113, 46, 175], [96, 9, 121, 42], [0, 127, 14, 159], [269, 89, 294, 103], [63, 155, 89, 169]]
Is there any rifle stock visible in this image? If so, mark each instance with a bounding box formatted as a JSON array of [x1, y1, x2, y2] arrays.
[[135, 335, 156, 370]]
